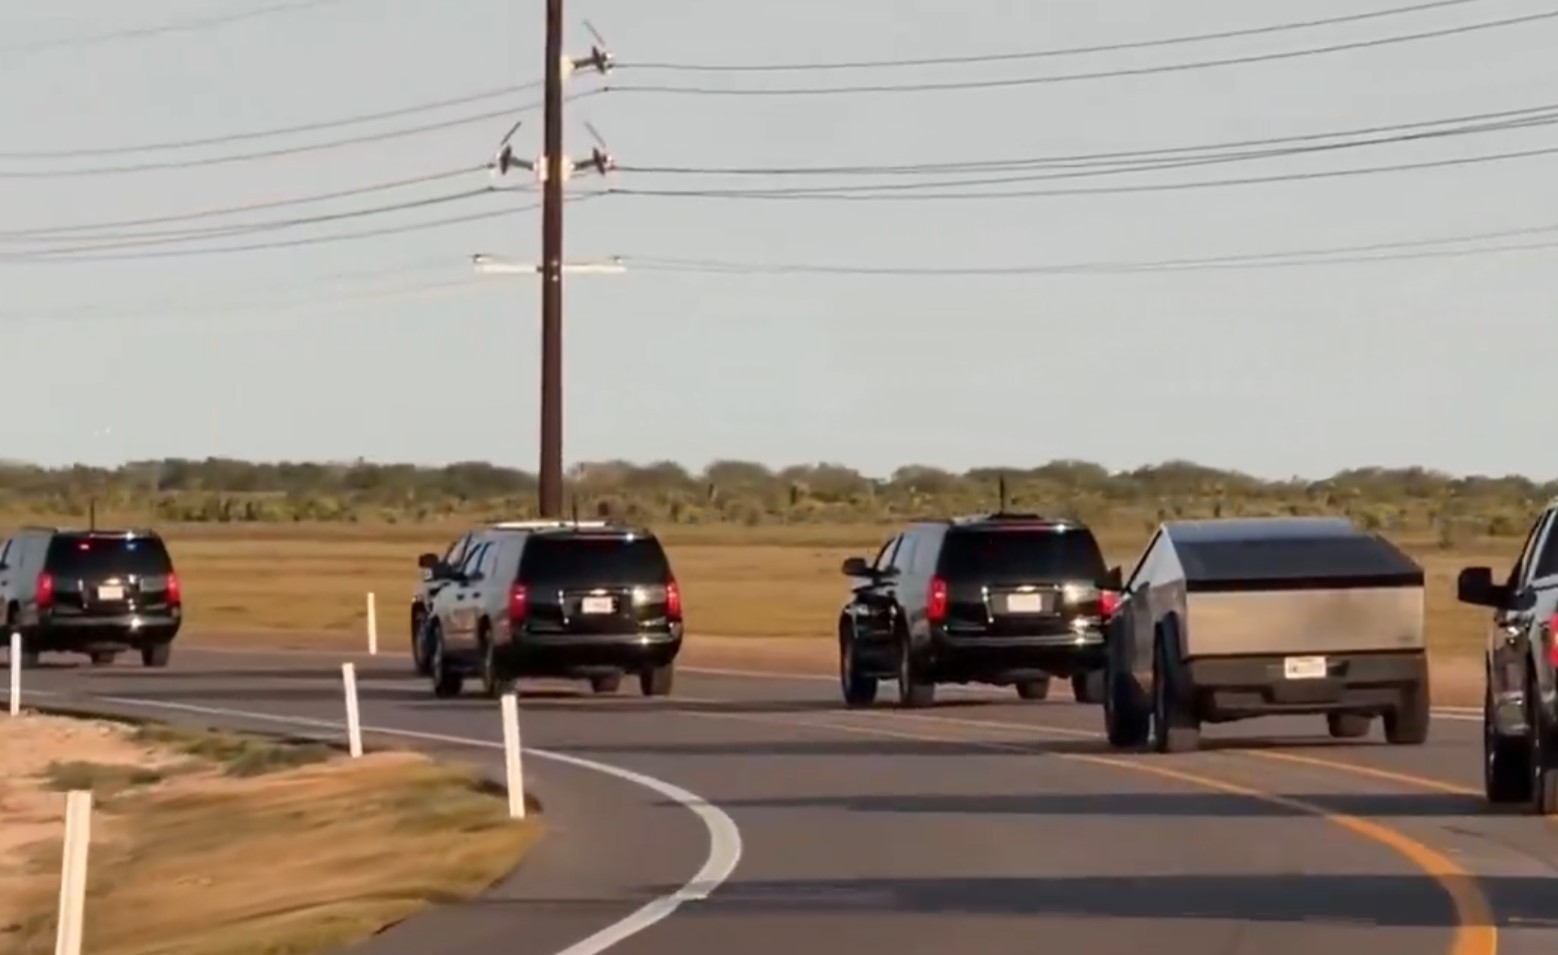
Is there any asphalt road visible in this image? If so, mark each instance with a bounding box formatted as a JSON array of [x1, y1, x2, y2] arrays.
[[9, 643, 1558, 955]]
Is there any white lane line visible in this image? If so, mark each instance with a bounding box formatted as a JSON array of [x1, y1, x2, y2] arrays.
[[12, 688, 743, 955]]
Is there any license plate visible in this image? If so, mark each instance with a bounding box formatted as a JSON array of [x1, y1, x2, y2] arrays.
[[1004, 592, 1047, 614], [97, 585, 124, 601], [580, 596, 614, 615], [1283, 655, 1327, 680]]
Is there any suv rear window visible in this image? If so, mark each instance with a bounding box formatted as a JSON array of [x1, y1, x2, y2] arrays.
[[939, 527, 1107, 582], [519, 535, 671, 586], [45, 536, 173, 577]]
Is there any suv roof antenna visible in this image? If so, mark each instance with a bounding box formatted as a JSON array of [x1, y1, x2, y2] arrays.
[[570, 496, 579, 525], [997, 475, 1008, 513]]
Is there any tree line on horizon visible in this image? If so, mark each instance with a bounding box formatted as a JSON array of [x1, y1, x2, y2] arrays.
[[0, 456, 1550, 542]]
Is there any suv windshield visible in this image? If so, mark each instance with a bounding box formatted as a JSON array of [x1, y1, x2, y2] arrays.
[[939, 527, 1107, 582], [519, 535, 671, 586], [45, 536, 173, 578]]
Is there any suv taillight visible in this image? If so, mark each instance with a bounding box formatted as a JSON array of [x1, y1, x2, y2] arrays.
[[927, 577, 948, 624], [1098, 590, 1120, 619], [666, 579, 683, 621], [36, 572, 54, 610], [508, 583, 528, 625], [1548, 613, 1558, 668], [166, 572, 182, 607]]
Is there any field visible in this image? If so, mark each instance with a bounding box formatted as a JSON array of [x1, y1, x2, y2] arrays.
[[69, 521, 1519, 659], [0, 712, 537, 955]]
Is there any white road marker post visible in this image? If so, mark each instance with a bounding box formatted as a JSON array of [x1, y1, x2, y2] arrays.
[[54, 789, 92, 955], [341, 662, 364, 758], [365, 592, 378, 655], [9, 631, 20, 717], [500, 691, 526, 819]]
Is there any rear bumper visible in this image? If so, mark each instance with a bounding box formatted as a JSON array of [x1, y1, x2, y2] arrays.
[[1186, 650, 1426, 719], [32, 613, 180, 651], [494, 627, 682, 676], [925, 626, 1106, 680]]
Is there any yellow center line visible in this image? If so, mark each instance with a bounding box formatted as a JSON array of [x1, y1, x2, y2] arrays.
[[670, 698, 1497, 955]]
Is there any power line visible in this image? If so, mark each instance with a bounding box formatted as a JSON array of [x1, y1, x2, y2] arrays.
[[622, 219, 1558, 275], [6, 188, 516, 258], [0, 85, 540, 160], [0, 166, 487, 239], [0, 193, 603, 263], [612, 138, 1558, 201], [2, 0, 353, 55], [616, 0, 1502, 72], [621, 103, 1558, 178], [0, 92, 602, 178], [608, 6, 1558, 97]]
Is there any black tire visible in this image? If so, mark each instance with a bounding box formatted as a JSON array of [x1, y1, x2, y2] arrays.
[[1015, 676, 1051, 701], [640, 663, 674, 697], [1104, 659, 1150, 749], [428, 623, 463, 699], [1383, 678, 1430, 746], [896, 634, 935, 709], [1151, 640, 1200, 753], [478, 627, 514, 699], [140, 641, 171, 669], [410, 606, 432, 677], [1326, 712, 1372, 740], [839, 635, 878, 708], [1484, 678, 1531, 804], [1071, 670, 1105, 705], [1529, 672, 1558, 815], [89, 650, 116, 668], [590, 673, 623, 694]]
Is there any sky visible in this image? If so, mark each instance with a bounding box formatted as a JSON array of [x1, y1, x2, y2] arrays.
[[2, 0, 1556, 481]]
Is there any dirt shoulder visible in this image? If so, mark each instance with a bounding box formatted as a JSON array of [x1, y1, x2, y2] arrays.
[[0, 713, 538, 955]]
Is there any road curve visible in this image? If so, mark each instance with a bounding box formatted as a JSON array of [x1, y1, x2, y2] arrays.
[[10, 645, 1558, 955]]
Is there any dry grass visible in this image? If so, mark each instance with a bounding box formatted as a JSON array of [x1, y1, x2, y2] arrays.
[[0, 519, 1515, 656], [0, 714, 537, 955]]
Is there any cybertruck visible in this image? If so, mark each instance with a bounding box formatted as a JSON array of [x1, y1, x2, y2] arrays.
[[1099, 517, 1429, 753]]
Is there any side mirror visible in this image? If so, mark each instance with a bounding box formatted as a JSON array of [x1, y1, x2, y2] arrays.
[[1456, 566, 1505, 608], [417, 553, 439, 570], [841, 556, 872, 578], [1101, 565, 1123, 591]]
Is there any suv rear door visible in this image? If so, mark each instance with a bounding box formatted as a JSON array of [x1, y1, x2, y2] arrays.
[[44, 534, 176, 618], [937, 524, 1109, 636], [519, 532, 676, 635]]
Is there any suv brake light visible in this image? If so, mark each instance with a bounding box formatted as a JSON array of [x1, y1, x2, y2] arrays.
[[1548, 613, 1558, 668], [927, 577, 948, 624], [1098, 590, 1120, 618], [166, 572, 182, 606], [666, 579, 683, 621], [508, 583, 528, 624], [36, 572, 54, 610]]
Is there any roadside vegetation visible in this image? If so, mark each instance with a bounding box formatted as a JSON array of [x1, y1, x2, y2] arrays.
[[0, 713, 538, 955]]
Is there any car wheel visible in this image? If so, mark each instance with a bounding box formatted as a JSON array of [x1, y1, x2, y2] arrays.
[[590, 673, 623, 694], [897, 633, 935, 709], [1151, 640, 1200, 754], [140, 642, 171, 669], [839, 636, 878, 708], [1529, 672, 1558, 815], [640, 663, 674, 697], [479, 628, 514, 699], [1383, 678, 1430, 746], [1485, 678, 1531, 804], [1326, 712, 1372, 740], [1071, 671, 1105, 705], [410, 606, 431, 677], [1016, 676, 1051, 701], [1104, 657, 1150, 749], [428, 623, 463, 699]]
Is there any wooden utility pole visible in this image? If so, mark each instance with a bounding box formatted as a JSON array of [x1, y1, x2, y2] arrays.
[[539, 0, 566, 517]]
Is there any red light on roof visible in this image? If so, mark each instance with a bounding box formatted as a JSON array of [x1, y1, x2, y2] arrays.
[[78, 542, 91, 550]]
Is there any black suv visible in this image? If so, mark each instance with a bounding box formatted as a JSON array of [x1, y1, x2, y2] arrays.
[[0, 527, 182, 668], [409, 520, 590, 676], [837, 513, 1120, 708], [418, 522, 683, 699]]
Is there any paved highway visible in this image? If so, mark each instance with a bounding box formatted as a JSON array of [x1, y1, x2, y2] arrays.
[[11, 644, 1558, 955]]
